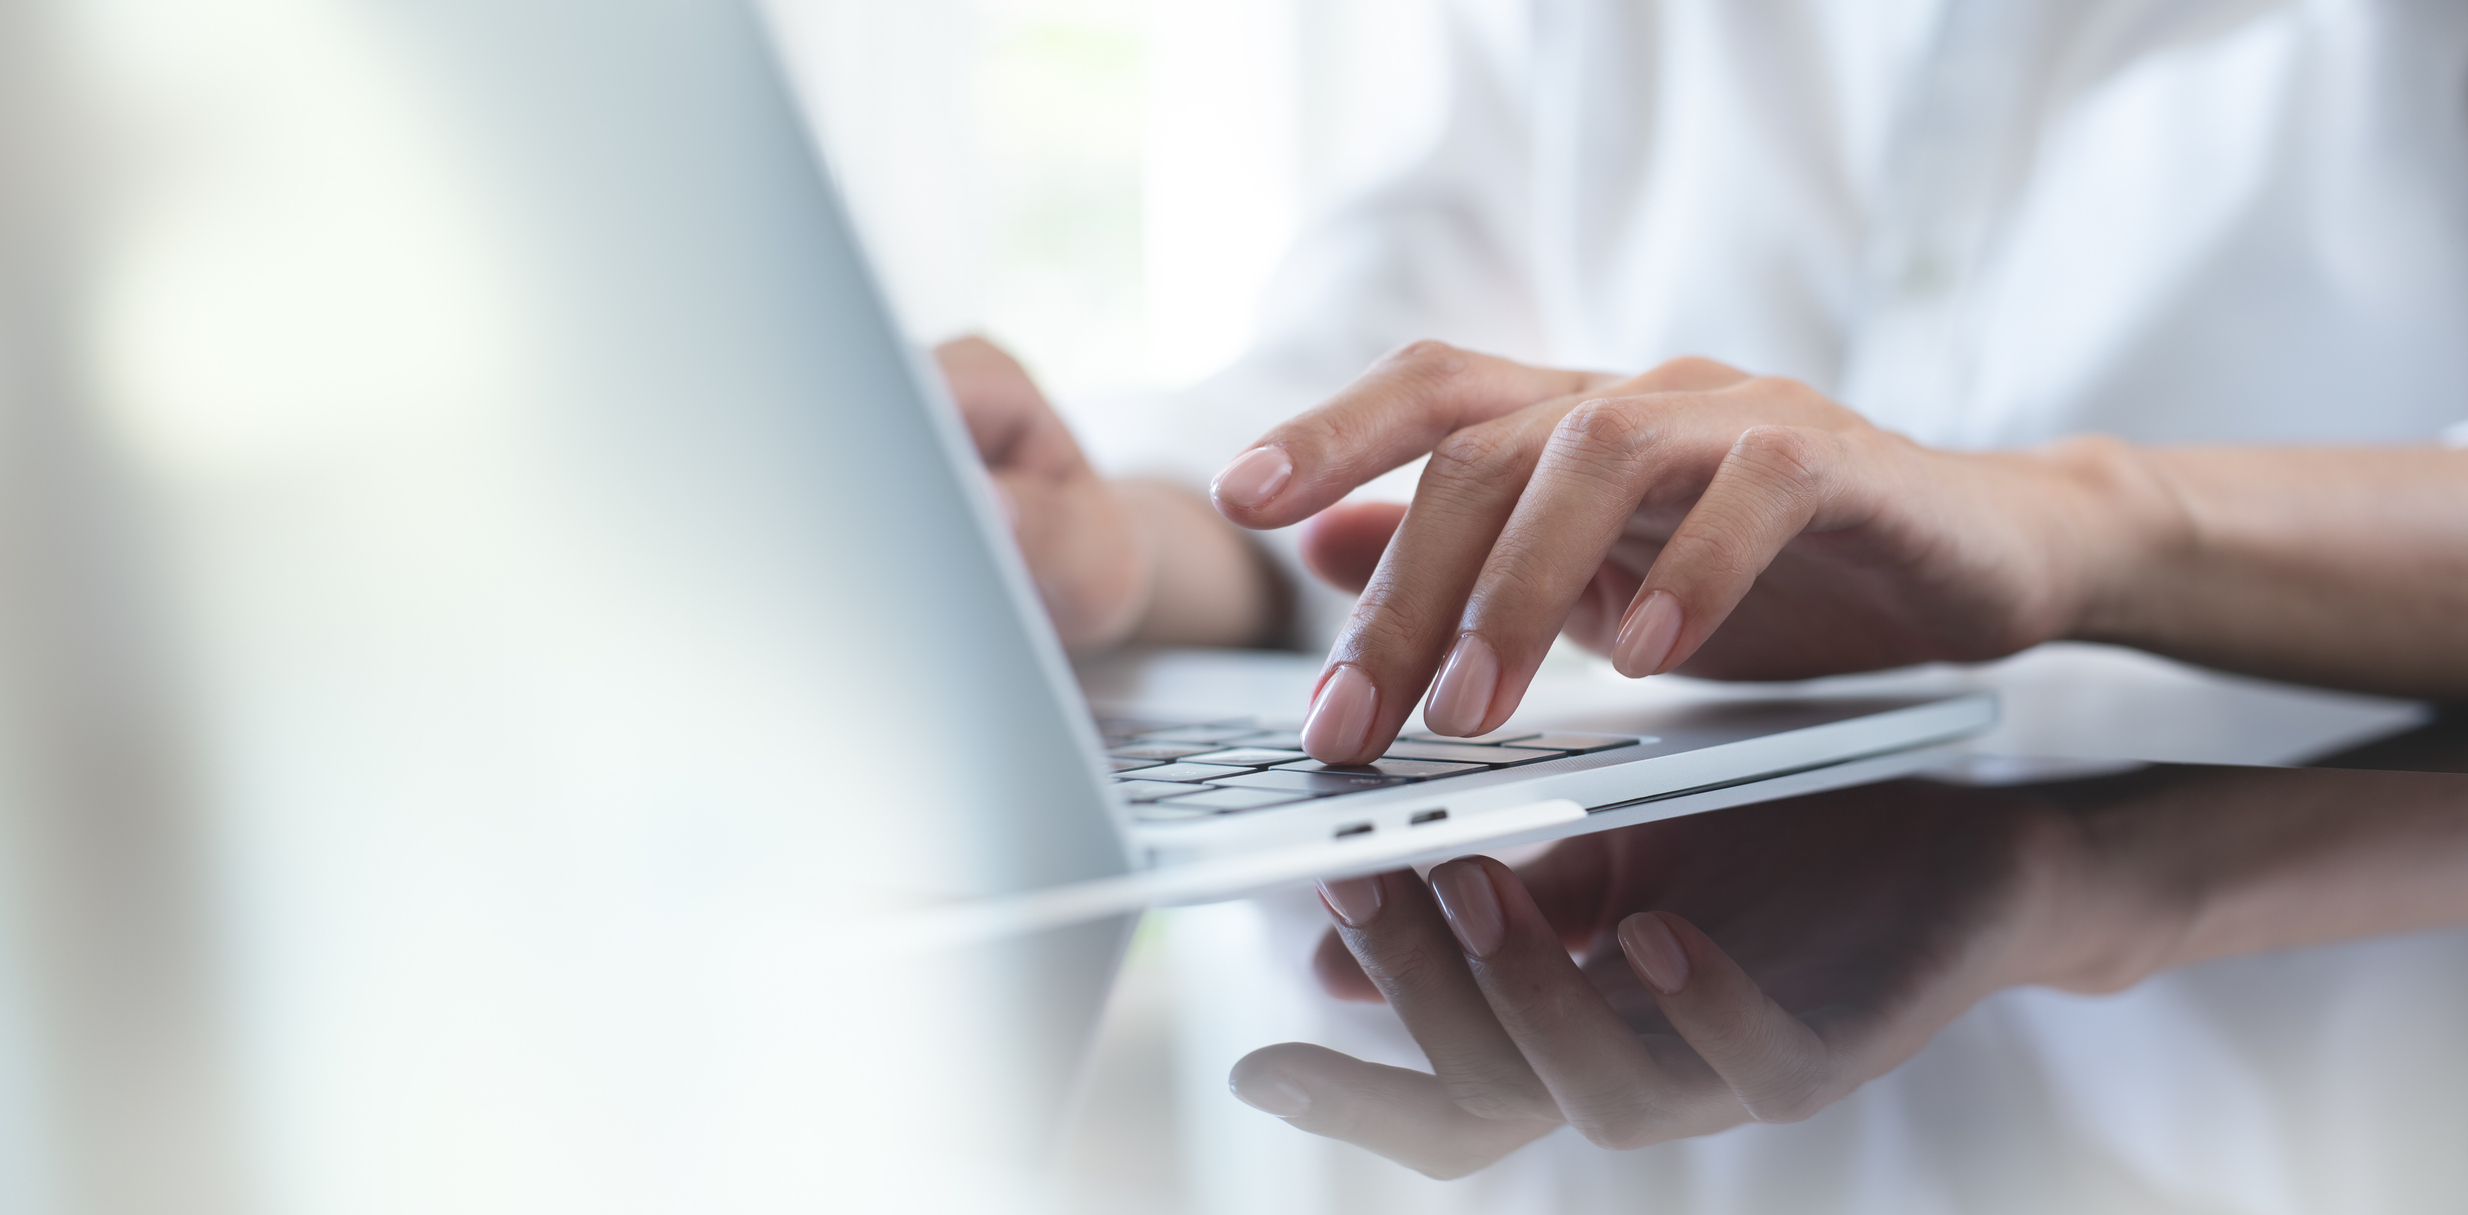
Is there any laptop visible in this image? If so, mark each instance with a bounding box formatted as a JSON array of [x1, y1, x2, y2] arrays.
[[3, 1, 1987, 1209]]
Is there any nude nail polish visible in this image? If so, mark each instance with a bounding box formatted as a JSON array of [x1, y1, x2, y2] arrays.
[[1622, 912, 1691, 995], [1210, 445, 1293, 511], [1614, 589, 1683, 677], [1317, 875, 1384, 927], [1425, 632, 1500, 738], [1232, 1073, 1312, 1118], [1301, 663, 1378, 761], [1430, 863, 1506, 959]]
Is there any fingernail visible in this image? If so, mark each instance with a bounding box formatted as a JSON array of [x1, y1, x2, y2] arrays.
[[1614, 589, 1683, 677], [1622, 912, 1691, 995], [1301, 663, 1379, 761], [1316, 875, 1384, 927], [1211, 445, 1293, 512], [1232, 1071, 1313, 1117], [1424, 632, 1500, 738], [1430, 862, 1506, 959]]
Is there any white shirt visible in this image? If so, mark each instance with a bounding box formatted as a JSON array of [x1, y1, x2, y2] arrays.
[[1113, 0, 2468, 469], [1116, 2, 2468, 1212]]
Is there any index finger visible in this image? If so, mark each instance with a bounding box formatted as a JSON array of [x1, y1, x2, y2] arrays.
[[1209, 341, 1612, 529]]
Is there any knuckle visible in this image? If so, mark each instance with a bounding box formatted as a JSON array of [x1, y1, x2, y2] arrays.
[[1738, 1067, 1839, 1124], [1650, 355, 1736, 384], [1567, 1100, 1665, 1151], [1555, 398, 1652, 455], [1381, 338, 1470, 380], [1727, 425, 1829, 494], [1425, 423, 1526, 484]]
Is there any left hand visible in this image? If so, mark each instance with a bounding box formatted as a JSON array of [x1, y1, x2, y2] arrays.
[[1226, 777, 2131, 1178], [936, 335, 1150, 650]]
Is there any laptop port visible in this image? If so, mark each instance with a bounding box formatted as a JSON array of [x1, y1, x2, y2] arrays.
[[1409, 809, 1448, 826], [1334, 822, 1373, 839]]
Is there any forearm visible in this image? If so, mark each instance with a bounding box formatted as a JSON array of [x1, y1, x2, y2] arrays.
[[2070, 445, 2468, 699], [2043, 767, 2468, 992], [1114, 478, 1291, 649]]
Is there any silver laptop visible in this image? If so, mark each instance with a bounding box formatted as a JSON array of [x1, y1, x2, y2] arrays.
[[3, 1, 1987, 1208]]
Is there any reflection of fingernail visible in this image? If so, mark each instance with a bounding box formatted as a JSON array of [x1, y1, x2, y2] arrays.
[[1317, 875, 1384, 927], [1430, 863, 1506, 959], [1232, 1072, 1313, 1118], [1622, 912, 1691, 995], [1211, 445, 1293, 511], [1425, 632, 1500, 738], [1614, 589, 1683, 677], [1302, 663, 1378, 761]]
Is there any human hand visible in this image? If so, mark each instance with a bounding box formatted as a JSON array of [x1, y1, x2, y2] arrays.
[[1226, 777, 2126, 1178], [1208, 343, 2177, 762], [935, 336, 1150, 651]]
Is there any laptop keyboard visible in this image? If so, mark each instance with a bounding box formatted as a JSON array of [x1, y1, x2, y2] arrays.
[[1096, 716, 1637, 823]]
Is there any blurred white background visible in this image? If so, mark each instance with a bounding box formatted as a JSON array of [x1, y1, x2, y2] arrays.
[[764, 0, 1447, 406]]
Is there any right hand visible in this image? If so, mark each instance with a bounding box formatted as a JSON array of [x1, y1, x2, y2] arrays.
[[1206, 342, 2176, 763], [1232, 774, 2132, 1178], [935, 336, 1149, 651]]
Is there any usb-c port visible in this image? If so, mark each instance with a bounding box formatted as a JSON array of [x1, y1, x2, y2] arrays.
[[1334, 822, 1373, 839], [1409, 809, 1449, 826]]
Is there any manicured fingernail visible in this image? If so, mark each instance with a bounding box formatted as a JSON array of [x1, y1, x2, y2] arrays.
[[1231, 1072, 1313, 1118], [1621, 912, 1691, 995], [1210, 445, 1293, 512], [1614, 589, 1683, 677], [1301, 663, 1379, 761], [1430, 862, 1506, 959], [1424, 632, 1500, 738], [1316, 875, 1384, 927]]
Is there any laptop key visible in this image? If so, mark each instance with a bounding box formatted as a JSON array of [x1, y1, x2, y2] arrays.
[[1133, 723, 1264, 745], [1108, 757, 1164, 773], [1275, 757, 1487, 780], [1114, 779, 1203, 802], [1225, 730, 1305, 751], [1108, 742, 1222, 761], [1213, 769, 1411, 797], [1130, 801, 1221, 821], [1118, 761, 1258, 783], [1181, 747, 1310, 768], [1517, 733, 1641, 753], [1398, 727, 1541, 744], [1380, 741, 1567, 765], [1160, 786, 1307, 811]]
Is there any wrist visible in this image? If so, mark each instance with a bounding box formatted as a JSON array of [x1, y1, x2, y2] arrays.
[[2005, 802, 2200, 994], [2030, 436, 2199, 646]]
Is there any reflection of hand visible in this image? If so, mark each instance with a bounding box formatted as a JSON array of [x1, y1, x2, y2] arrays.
[[1228, 779, 2099, 1177], [1229, 764, 2468, 1178], [936, 336, 1151, 650], [1209, 342, 2176, 763]]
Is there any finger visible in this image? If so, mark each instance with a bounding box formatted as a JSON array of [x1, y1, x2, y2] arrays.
[[1301, 404, 1566, 762], [934, 335, 1083, 474], [1296, 499, 1408, 595], [1430, 858, 1746, 1148], [1314, 869, 1558, 1121], [1618, 911, 1848, 1123], [1612, 422, 1875, 677], [1211, 341, 1612, 529], [1229, 1043, 1559, 1179], [1502, 834, 1617, 950], [1311, 927, 1383, 1002], [1423, 392, 1759, 735]]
